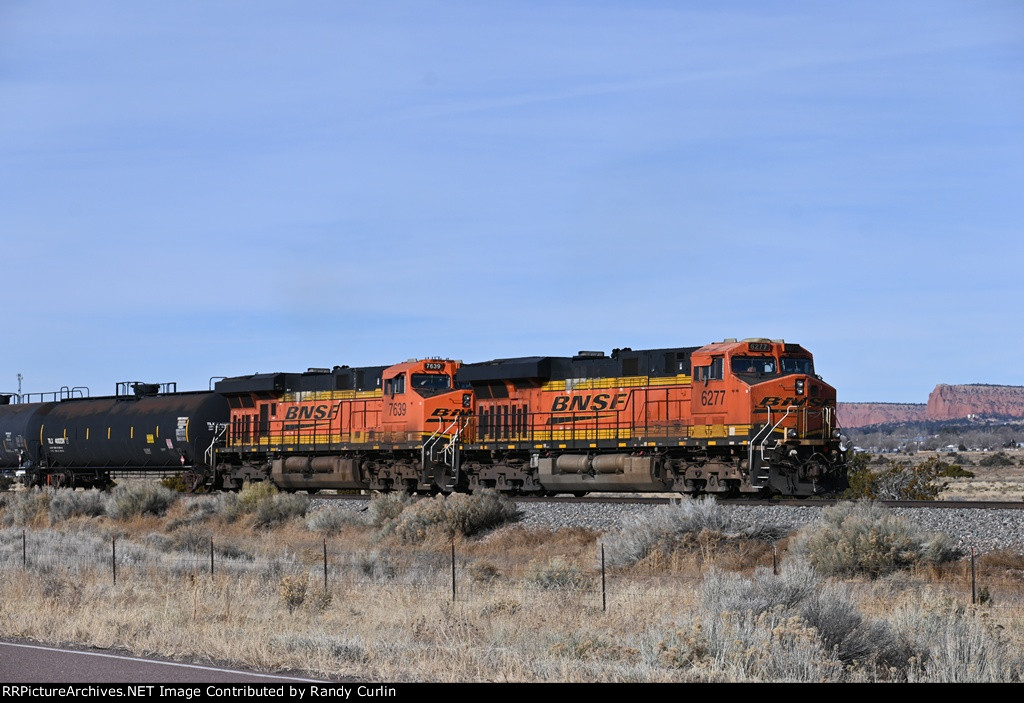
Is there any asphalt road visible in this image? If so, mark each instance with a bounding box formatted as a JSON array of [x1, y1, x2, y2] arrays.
[[0, 639, 353, 684]]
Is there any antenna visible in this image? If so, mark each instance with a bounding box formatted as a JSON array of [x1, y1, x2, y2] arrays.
[[17, 374, 22, 394]]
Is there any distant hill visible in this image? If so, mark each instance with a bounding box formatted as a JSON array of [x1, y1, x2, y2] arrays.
[[839, 384, 1024, 428]]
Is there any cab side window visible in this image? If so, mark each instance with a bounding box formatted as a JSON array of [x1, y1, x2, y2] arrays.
[[385, 374, 406, 395], [694, 357, 723, 382]]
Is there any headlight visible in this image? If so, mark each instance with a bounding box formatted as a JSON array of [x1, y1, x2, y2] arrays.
[[795, 379, 805, 395]]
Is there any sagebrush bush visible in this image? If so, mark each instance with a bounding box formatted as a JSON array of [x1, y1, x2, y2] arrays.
[[105, 482, 179, 520], [895, 601, 1024, 682], [523, 556, 591, 590], [434, 490, 520, 537], [164, 495, 226, 532], [364, 492, 412, 527], [356, 550, 398, 581], [383, 489, 519, 541], [601, 497, 789, 567], [49, 489, 106, 522], [0, 489, 53, 527], [223, 482, 307, 528], [789, 501, 959, 578], [305, 505, 365, 533], [694, 563, 918, 679]]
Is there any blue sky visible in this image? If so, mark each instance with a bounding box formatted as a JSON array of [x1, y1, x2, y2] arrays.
[[2, 1, 1022, 403]]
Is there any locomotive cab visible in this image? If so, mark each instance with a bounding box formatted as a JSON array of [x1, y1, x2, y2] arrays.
[[381, 359, 472, 443], [691, 338, 846, 495]]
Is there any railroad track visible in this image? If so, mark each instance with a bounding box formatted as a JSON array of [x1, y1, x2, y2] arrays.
[[296, 491, 1024, 510]]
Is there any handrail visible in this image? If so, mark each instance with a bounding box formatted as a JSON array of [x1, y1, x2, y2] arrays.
[[204, 423, 228, 469], [419, 416, 468, 489], [748, 405, 798, 471], [421, 417, 462, 468]]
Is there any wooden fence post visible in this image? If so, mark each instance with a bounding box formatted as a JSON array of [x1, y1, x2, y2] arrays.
[[601, 544, 606, 612], [971, 547, 977, 605]]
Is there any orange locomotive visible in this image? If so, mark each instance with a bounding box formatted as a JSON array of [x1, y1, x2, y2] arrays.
[[209, 338, 847, 497]]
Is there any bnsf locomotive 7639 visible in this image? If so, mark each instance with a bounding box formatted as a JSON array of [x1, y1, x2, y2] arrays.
[[0, 338, 848, 497]]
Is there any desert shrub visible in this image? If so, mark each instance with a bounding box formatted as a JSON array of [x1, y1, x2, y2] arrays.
[[223, 481, 276, 521], [252, 492, 307, 528], [160, 474, 189, 492], [600, 497, 789, 568], [976, 451, 1014, 468], [789, 501, 959, 578], [164, 495, 225, 531], [174, 526, 207, 553], [48, 489, 106, 521], [846, 456, 970, 499], [305, 504, 365, 533], [386, 490, 519, 541], [105, 482, 178, 519], [223, 481, 307, 528], [467, 560, 502, 583], [937, 464, 974, 478], [524, 556, 592, 590], [896, 601, 1023, 682], [364, 491, 413, 527], [683, 564, 918, 681], [279, 575, 307, 613], [943, 453, 974, 467], [435, 490, 520, 537], [356, 550, 398, 581], [390, 495, 448, 541], [0, 490, 53, 527], [674, 566, 844, 681]]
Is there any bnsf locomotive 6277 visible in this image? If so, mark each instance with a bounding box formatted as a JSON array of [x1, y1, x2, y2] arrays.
[[0, 338, 848, 497]]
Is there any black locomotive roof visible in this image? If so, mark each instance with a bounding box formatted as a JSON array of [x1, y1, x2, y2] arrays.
[[456, 347, 699, 384], [216, 365, 386, 394]]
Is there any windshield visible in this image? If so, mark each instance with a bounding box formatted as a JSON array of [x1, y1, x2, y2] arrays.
[[731, 356, 776, 375], [411, 373, 452, 396], [780, 357, 814, 375]]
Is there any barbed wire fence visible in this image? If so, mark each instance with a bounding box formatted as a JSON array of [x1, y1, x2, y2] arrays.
[[1, 530, 1021, 612]]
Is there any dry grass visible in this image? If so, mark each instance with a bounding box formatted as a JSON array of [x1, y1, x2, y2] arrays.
[[3, 485, 1024, 682]]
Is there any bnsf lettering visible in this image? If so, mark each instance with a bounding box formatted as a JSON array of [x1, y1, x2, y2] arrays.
[[550, 393, 627, 412], [758, 397, 830, 408], [283, 403, 341, 421], [431, 408, 472, 417]]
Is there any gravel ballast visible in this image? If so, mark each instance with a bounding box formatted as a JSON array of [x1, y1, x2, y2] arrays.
[[512, 500, 1024, 555]]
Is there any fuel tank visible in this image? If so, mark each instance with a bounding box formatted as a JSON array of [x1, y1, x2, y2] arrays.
[[38, 391, 229, 469]]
